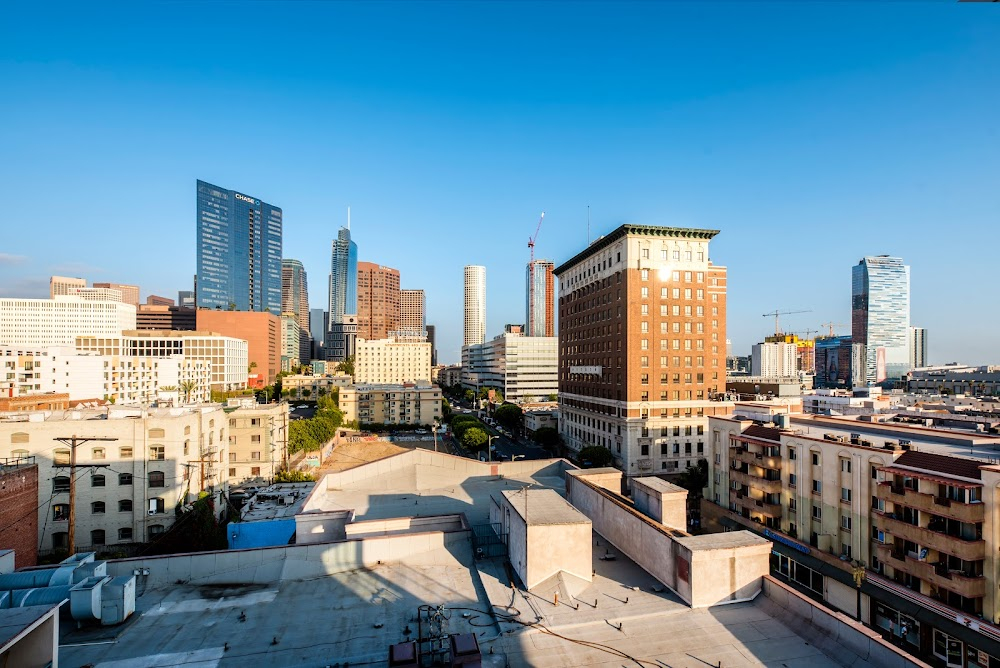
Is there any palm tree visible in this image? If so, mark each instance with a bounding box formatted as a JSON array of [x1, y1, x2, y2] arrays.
[[179, 379, 198, 404]]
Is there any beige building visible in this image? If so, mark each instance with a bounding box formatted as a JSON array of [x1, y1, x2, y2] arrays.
[[49, 275, 86, 298], [354, 334, 431, 385], [0, 405, 228, 553], [93, 283, 141, 308], [0, 296, 136, 347], [704, 407, 1000, 664], [226, 402, 288, 484], [399, 289, 425, 334], [339, 384, 441, 426], [554, 224, 729, 478], [281, 374, 352, 400]]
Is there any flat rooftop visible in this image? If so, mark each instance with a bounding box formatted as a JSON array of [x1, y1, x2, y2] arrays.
[[498, 488, 591, 526], [239, 483, 314, 522]]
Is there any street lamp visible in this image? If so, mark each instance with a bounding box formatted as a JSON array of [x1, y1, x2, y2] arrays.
[[432, 420, 440, 453], [852, 561, 867, 622], [487, 434, 497, 463]]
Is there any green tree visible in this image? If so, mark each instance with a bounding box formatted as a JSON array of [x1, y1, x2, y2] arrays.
[[578, 446, 613, 468], [337, 355, 355, 377], [442, 398, 452, 421], [464, 389, 475, 402], [274, 469, 316, 483], [461, 427, 489, 451], [532, 427, 561, 452], [677, 459, 709, 498], [302, 389, 311, 399], [494, 404, 523, 431], [546, 393, 558, 402], [179, 379, 198, 403]]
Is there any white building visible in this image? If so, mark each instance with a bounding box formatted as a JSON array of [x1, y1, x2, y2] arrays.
[[463, 266, 486, 347], [354, 334, 432, 385], [69, 287, 124, 302], [75, 330, 247, 391], [461, 332, 558, 403], [0, 345, 211, 405], [226, 402, 289, 484], [751, 342, 798, 378], [0, 296, 136, 347], [49, 275, 86, 298], [281, 314, 300, 372], [0, 405, 229, 552]]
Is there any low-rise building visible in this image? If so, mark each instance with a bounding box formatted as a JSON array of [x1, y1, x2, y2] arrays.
[[906, 365, 1000, 397], [354, 333, 431, 385], [524, 408, 558, 437], [281, 373, 352, 401], [801, 387, 901, 416], [0, 457, 38, 568], [196, 310, 281, 385], [0, 405, 229, 553], [339, 383, 441, 426], [226, 402, 288, 484], [0, 296, 136, 347], [461, 331, 557, 403]]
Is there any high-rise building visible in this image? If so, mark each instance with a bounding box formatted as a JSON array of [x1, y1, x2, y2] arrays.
[[814, 336, 853, 388], [0, 296, 136, 346], [526, 259, 555, 337], [93, 283, 140, 308], [357, 262, 400, 341], [326, 314, 358, 363], [195, 310, 281, 385], [178, 290, 195, 308], [462, 331, 558, 403], [750, 342, 797, 378], [310, 308, 328, 360], [426, 324, 437, 366], [554, 224, 729, 476], [49, 276, 86, 298], [852, 255, 910, 384], [280, 314, 301, 372], [195, 179, 282, 313], [910, 326, 927, 369], [145, 295, 174, 307], [328, 227, 358, 324], [400, 289, 425, 334], [464, 265, 486, 347], [281, 259, 310, 364], [354, 333, 431, 385]]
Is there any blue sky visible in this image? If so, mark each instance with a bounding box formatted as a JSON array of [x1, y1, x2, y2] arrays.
[[1, 2, 998, 365]]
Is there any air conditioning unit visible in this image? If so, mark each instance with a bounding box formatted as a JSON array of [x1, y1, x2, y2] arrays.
[[147, 510, 156, 516]]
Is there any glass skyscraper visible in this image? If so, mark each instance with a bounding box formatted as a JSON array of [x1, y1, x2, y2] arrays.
[[525, 259, 555, 337], [851, 255, 910, 384], [196, 180, 282, 313], [328, 227, 358, 323]]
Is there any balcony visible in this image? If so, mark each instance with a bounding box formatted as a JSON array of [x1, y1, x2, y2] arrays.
[[731, 447, 781, 470], [874, 543, 985, 599], [729, 468, 783, 494], [875, 482, 984, 524], [729, 489, 781, 519], [874, 512, 985, 562]]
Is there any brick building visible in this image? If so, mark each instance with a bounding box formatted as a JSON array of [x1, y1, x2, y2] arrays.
[[0, 458, 39, 568], [357, 262, 400, 341]]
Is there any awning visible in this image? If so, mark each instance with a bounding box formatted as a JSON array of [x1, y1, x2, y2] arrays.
[[880, 466, 981, 488]]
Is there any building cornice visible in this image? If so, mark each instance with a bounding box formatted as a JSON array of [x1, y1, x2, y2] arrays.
[[554, 224, 720, 276]]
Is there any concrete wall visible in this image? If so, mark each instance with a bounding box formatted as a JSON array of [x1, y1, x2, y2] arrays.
[[106, 530, 470, 591], [631, 477, 687, 530], [0, 604, 60, 668], [681, 540, 771, 606], [294, 509, 353, 544], [344, 514, 465, 539], [760, 576, 931, 668], [529, 522, 592, 589]]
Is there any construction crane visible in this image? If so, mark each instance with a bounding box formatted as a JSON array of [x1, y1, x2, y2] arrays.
[[762, 309, 811, 336], [793, 329, 819, 340], [820, 322, 847, 337], [527, 212, 545, 262]]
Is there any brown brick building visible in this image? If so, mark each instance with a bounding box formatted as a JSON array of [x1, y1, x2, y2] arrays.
[[357, 262, 400, 341], [196, 310, 280, 384], [554, 224, 732, 478], [0, 458, 39, 568], [136, 305, 197, 331]]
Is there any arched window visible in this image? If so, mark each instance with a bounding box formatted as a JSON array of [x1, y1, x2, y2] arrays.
[[11, 448, 29, 460], [90, 529, 106, 546], [53, 504, 70, 521], [52, 476, 70, 493], [91, 447, 106, 460], [118, 527, 133, 541], [148, 471, 165, 488], [91, 501, 106, 514], [11, 432, 29, 444], [119, 473, 133, 485], [91, 474, 106, 487], [120, 446, 133, 458], [149, 445, 165, 461], [119, 499, 133, 512]]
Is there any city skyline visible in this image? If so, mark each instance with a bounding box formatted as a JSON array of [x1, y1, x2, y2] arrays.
[[2, 4, 999, 364]]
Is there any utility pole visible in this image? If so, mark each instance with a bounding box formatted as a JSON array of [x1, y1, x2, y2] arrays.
[[54, 435, 117, 555]]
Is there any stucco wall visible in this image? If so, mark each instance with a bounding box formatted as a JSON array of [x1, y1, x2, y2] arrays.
[[682, 541, 771, 606], [529, 522, 592, 588], [295, 509, 352, 544]]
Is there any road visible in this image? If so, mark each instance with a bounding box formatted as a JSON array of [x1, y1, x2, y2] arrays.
[[450, 405, 551, 461]]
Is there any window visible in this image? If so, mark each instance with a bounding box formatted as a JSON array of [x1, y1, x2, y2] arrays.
[[641, 443, 649, 456], [92, 447, 106, 460], [641, 248, 649, 259], [789, 498, 797, 512], [52, 532, 68, 550], [52, 476, 70, 493], [119, 473, 133, 485], [640, 374, 648, 385], [251, 466, 261, 476], [789, 473, 797, 487], [91, 501, 106, 514], [641, 269, 649, 280], [641, 287, 649, 298], [788, 447, 796, 460], [840, 459, 851, 473], [811, 452, 820, 466], [54, 448, 70, 465], [149, 498, 165, 514], [148, 471, 165, 488], [841, 487, 852, 503], [91, 474, 105, 487], [91, 529, 106, 546], [229, 468, 237, 477], [148, 524, 165, 540], [841, 516, 852, 532], [149, 445, 165, 461], [251, 451, 261, 461], [870, 465, 879, 480], [120, 446, 133, 458], [53, 504, 70, 521], [118, 528, 133, 541], [812, 480, 822, 494], [119, 499, 133, 512], [812, 506, 822, 520]]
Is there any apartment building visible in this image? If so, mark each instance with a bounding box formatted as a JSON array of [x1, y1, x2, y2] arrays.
[[75, 330, 247, 391], [339, 384, 441, 426], [554, 224, 731, 477], [354, 334, 431, 385], [461, 331, 558, 403], [226, 403, 288, 484], [281, 374, 352, 400], [0, 406, 228, 553], [0, 296, 136, 346], [703, 409, 1000, 666]]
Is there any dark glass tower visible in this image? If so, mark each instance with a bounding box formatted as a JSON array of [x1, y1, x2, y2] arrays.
[[196, 179, 282, 313]]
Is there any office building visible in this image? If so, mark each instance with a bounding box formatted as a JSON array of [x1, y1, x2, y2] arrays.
[[195, 179, 282, 313], [464, 265, 486, 347], [910, 326, 928, 369], [310, 308, 328, 360], [554, 224, 730, 476], [195, 310, 280, 385], [0, 296, 136, 346], [280, 314, 300, 372], [69, 286, 123, 302], [328, 227, 358, 325], [93, 283, 140, 308], [357, 262, 400, 341], [0, 405, 228, 553], [178, 290, 195, 308], [426, 324, 437, 366], [326, 314, 358, 364], [49, 276, 86, 298], [354, 333, 431, 385], [765, 333, 815, 374], [852, 255, 910, 383], [814, 336, 854, 389], [461, 331, 558, 403], [526, 259, 556, 337], [145, 295, 174, 307], [751, 342, 798, 378], [400, 289, 425, 334], [281, 259, 310, 364], [339, 383, 441, 426], [226, 402, 289, 484], [136, 304, 196, 331]]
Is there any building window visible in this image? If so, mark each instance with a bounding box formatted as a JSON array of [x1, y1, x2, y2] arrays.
[[641, 269, 649, 280], [812, 506, 822, 521], [53, 504, 70, 521], [119, 473, 133, 485], [52, 532, 68, 550], [148, 471, 165, 488], [641, 287, 649, 298], [118, 528, 133, 541], [251, 451, 261, 461], [92, 447, 106, 460], [640, 374, 648, 385], [149, 498, 165, 514], [54, 449, 70, 465], [229, 467, 237, 477], [148, 524, 165, 540], [149, 445, 165, 461], [788, 447, 796, 460], [641, 443, 649, 456], [119, 500, 133, 512], [812, 480, 821, 494], [92, 501, 106, 514], [120, 446, 133, 458], [91, 474, 105, 487], [841, 487, 852, 503], [52, 476, 70, 493], [841, 459, 851, 473], [91, 529, 106, 546], [251, 466, 261, 476], [251, 435, 261, 443], [811, 452, 819, 466], [841, 516, 852, 532]]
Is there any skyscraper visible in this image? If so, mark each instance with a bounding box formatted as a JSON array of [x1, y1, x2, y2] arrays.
[[525, 259, 555, 337], [281, 259, 311, 364], [909, 326, 927, 369], [93, 282, 140, 308], [357, 262, 400, 341], [310, 308, 328, 360], [195, 180, 282, 313], [464, 265, 486, 347], [400, 289, 425, 334], [426, 324, 437, 366], [851, 255, 910, 384], [328, 227, 358, 324], [554, 224, 727, 476]]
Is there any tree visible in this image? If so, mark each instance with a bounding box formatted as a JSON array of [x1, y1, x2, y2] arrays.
[[179, 379, 198, 403], [494, 404, 522, 431], [546, 393, 558, 402], [274, 469, 315, 483], [533, 427, 561, 452], [249, 361, 257, 375], [442, 398, 452, 422], [464, 389, 475, 402], [677, 459, 709, 498], [578, 446, 613, 468], [302, 389, 311, 399], [461, 427, 489, 452], [337, 355, 355, 378]]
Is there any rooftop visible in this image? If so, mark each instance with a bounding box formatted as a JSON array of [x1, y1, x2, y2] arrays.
[[239, 483, 315, 522], [554, 223, 721, 276], [498, 488, 591, 526]]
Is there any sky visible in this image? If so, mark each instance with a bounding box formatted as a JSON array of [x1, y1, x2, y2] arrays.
[[1, 2, 998, 366]]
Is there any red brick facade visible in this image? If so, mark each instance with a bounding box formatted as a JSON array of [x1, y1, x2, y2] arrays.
[[0, 463, 39, 568]]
